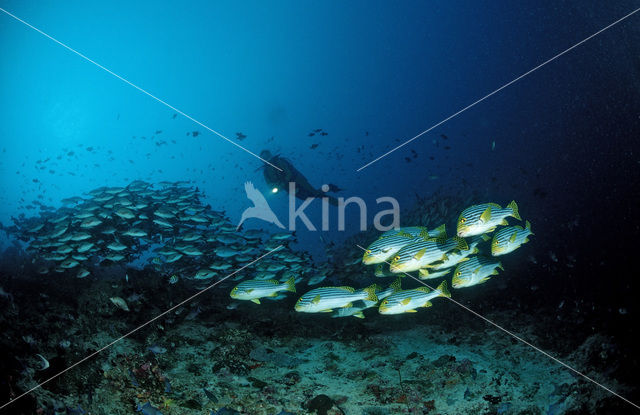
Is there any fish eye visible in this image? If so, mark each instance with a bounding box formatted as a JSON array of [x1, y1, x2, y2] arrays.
[[365, 249, 371, 254], [393, 255, 400, 261], [456, 271, 461, 276], [494, 241, 499, 245], [460, 218, 466, 224]]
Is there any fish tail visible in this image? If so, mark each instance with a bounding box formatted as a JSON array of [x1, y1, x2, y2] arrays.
[[436, 280, 451, 298], [285, 276, 296, 292], [507, 200, 521, 220], [390, 277, 402, 292], [433, 223, 446, 238], [363, 284, 379, 302], [452, 236, 468, 251], [525, 220, 533, 234]]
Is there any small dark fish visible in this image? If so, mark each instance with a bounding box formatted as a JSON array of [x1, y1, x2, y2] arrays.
[[203, 388, 218, 403], [137, 402, 163, 415], [440, 134, 448, 139], [365, 131, 369, 136], [404, 157, 411, 163], [172, 113, 177, 119], [320, 132, 327, 136], [308, 133, 315, 137], [444, 146, 451, 150], [314, 128, 322, 132], [155, 130, 162, 134], [148, 345, 167, 354], [192, 131, 200, 137], [310, 143, 319, 149], [128, 369, 140, 387]]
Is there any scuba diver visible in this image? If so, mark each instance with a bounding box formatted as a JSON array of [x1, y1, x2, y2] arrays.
[[259, 150, 343, 205]]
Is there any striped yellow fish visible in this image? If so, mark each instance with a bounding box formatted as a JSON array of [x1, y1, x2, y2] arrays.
[[389, 236, 468, 273], [295, 284, 378, 313], [491, 220, 533, 256], [379, 281, 450, 314], [230, 277, 295, 304], [456, 201, 520, 237], [452, 256, 503, 288], [362, 232, 417, 265], [420, 237, 482, 279], [417, 268, 451, 280], [380, 224, 446, 239], [331, 278, 402, 319]]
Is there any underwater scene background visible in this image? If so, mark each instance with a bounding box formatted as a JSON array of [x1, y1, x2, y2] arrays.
[[1, 1, 639, 414]]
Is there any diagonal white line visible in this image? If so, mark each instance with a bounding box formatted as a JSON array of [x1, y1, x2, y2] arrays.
[[355, 244, 640, 411], [0, 245, 283, 411], [0, 7, 282, 172], [356, 7, 640, 172]]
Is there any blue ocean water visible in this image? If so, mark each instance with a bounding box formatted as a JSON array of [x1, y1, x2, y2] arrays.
[[0, 1, 639, 414]]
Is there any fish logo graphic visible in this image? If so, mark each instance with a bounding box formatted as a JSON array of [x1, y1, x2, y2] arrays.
[[237, 181, 285, 230]]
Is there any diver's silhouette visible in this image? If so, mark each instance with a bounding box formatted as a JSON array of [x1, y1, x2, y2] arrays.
[[260, 150, 342, 205], [237, 181, 285, 230]]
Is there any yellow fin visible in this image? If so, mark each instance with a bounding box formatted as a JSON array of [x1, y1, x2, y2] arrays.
[[285, 276, 296, 292], [338, 286, 355, 292], [251, 299, 261, 304], [507, 200, 520, 220], [452, 236, 468, 251], [436, 280, 451, 298], [311, 295, 322, 304], [405, 309, 418, 313], [320, 309, 333, 313], [500, 219, 509, 225], [353, 312, 365, 319], [509, 231, 518, 243], [390, 277, 402, 292], [343, 302, 353, 308], [422, 301, 433, 308], [413, 248, 427, 261], [525, 220, 533, 234], [363, 284, 379, 302], [432, 224, 446, 238], [400, 297, 412, 305], [480, 206, 492, 223]]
